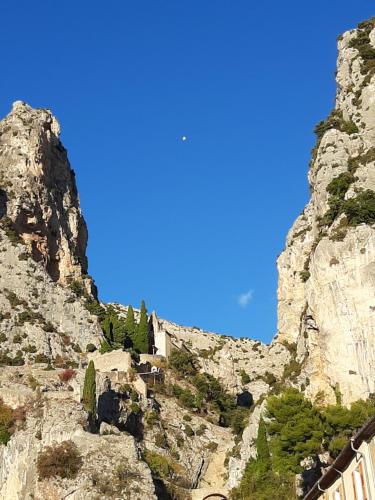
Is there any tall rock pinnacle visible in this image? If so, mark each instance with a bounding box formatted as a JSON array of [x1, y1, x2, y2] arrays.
[[0, 101, 93, 294]]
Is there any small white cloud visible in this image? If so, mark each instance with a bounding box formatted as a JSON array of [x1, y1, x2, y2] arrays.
[[238, 290, 253, 308]]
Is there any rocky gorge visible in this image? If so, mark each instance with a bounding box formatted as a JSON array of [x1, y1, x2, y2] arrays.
[[0, 15, 375, 500]]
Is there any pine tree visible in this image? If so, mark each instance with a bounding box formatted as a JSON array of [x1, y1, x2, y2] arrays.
[[82, 360, 96, 417], [133, 300, 149, 353]]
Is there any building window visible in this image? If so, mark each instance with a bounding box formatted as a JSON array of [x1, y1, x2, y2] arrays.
[[352, 461, 367, 500]]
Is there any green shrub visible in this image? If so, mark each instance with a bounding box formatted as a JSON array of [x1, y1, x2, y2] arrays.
[[143, 450, 173, 479], [196, 423, 207, 436], [86, 343, 97, 353], [349, 18, 375, 82], [299, 270, 310, 282], [12, 351, 25, 366], [72, 343, 82, 353], [23, 344, 37, 354], [342, 190, 375, 225], [169, 350, 198, 377], [37, 440, 82, 479], [42, 321, 55, 333], [0, 351, 14, 366], [282, 359, 302, 382], [145, 410, 159, 426], [184, 424, 194, 437], [227, 408, 249, 436], [85, 300, 106, 320], [16, 310, 43, 326], [35, 353, 50, 364], [0, 399, 26, 445], [1, 218, 22, 245], [240, 369, 251, 385], [5, 291, 26, 309], [172, 385, 196, 409], [314, 110, 358, 142], [130, 402, 141, 415], [91, 462, 141, 496], [154, 432, 168, 448], [69, 280, 85, 297], [0, 398, 14, 445], [130, 389, 139, 402], [206, 441, 218, 452], [326, 171, 356, 198], [13, 333, 22, 344]]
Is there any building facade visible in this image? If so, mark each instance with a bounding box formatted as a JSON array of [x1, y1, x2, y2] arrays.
[[304, 417, 375, 500]]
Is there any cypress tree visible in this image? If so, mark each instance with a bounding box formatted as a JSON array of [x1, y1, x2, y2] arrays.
[[125, 305, 136, 341], [133, 300, 149, 353], [82, 360, 96, 417], [256, 418, 271, 472], [101, 306, 126, 347]]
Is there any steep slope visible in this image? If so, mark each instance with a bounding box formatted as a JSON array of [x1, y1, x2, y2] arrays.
[[107, 304, 290, 490], [277, 18, 375, 404]]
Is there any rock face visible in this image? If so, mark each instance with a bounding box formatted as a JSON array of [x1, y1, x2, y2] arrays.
[[0, 102, 102, 362], [0, 101, 93, 293], [0, 224, 102, 362], [277, 18, 375, 404], [0, 367, 156, 499]]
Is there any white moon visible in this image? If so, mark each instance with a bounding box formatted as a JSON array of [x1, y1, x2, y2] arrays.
[[182, 136, 187, 141]]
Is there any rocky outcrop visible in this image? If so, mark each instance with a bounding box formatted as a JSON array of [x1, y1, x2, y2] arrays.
[[277, 18, 375, 404], [0, 102, 102, 362], [0, 226, 102, 361], [0, 101, 94, 294], [0, 368, 156, 499], [108, 304, 289, 403]]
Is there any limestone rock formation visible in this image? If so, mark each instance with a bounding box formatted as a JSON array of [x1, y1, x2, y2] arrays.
[[3, 17, 375, 499], [0, 366, 156, 499], [0, 102, 102, 363], [0, 229, 102, 362], [277, 18, 375, 404], [0, 101, 94, 293]]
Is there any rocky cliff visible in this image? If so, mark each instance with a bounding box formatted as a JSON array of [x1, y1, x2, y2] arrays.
[[0, 101, 93, 293], [2, 16, 375, 500], [277, 18, 375, 405], [0, 102, 103, 365]]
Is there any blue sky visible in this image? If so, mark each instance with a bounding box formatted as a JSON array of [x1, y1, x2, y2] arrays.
[[0, 2, 373, 343]]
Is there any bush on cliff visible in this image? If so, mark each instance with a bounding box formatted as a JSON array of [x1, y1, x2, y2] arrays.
[[0, 398, 26, 445], [37, 440, 82, 479]]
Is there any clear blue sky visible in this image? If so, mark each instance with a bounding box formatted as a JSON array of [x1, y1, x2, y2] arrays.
[[0, 2, 373, 342]]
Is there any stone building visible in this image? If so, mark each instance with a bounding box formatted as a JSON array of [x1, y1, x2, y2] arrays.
[[149, 311, 179, 359]]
